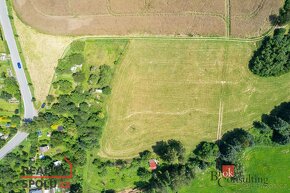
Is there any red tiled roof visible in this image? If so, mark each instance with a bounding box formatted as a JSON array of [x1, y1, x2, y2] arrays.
[[149, 160, 157, 170]]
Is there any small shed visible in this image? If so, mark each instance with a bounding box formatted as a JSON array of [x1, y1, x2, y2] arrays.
[[149, 159, 158, 170], [39, 145, 49, 153], [53, 160, 62, 167], [57, 126, 64, 132], [37, 131, 42, 137]]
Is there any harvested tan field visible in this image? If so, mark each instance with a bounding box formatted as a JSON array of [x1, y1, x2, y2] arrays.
[[109, 0, 145, 14], [231, 0, 266, 16], [14, 0, 225, 36], [231, 0, 283, 37], [14, 0, 281, 37], [109, 0, 225, 14], [31, 0, 109, 16]]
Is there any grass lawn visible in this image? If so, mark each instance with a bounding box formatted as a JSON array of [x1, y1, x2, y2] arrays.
[[0, 99, 18, 116], [179, 145, 290, 193], [0, 37, 5, 53], [100, 39, 290, 159]]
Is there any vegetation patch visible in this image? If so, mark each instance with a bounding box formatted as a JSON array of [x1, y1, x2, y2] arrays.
[[0, 35, 21, 149], [249, 29, 289, 77]]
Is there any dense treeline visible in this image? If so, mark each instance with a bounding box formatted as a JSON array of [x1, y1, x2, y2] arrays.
[[277, 0, 290, 25], [249, 29, 289, 77]]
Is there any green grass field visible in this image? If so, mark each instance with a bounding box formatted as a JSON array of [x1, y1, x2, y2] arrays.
[[100, 39, 290, 159], [0, 33, 5, 53], [0, 42, 5, 53], [179, 145, 290, 193]]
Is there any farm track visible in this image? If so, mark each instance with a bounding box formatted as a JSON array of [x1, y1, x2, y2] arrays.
[[225, 0, 231, 37]]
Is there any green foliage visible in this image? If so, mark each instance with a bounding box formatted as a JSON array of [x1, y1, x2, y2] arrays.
[[193, 141, 219, 163], [73, 72, 86, 83], [102, 86, 111, 95], [4, 77, 20, 97], [152, 139, 185, 163], [50, 131, 68, 146], [70, 183, 83, 193], [257, 102, 290, 144], [219, 128, 254, 163], [70, 41, 85, 54], [249, 31, 290, 77], [46, 95, 55, 103], [72, 147, 87, 166], [98, 64, 112, 88], [53, 80, 73, 93], [10, 115, 21, 125], [145, 164, 195, 192], [137, 167, 151, 180], [0, 91, 12, 101], [70, 91, 87, 105], [277, 0, 290, 25], [251, 121, 273, 144], [56, 53, 84, 74], [89, 73, 100, 84], [68, 53, 84, 65]]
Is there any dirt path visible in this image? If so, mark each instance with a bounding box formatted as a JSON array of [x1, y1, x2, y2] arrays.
[[217, 100, 224, 140]]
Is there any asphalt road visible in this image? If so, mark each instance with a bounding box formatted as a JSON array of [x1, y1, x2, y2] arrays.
[[0, 0, 36, 159], [0, 132, 28, 159]]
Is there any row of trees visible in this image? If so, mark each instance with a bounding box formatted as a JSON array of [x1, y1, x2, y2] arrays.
[[249, 29, 289, 77]]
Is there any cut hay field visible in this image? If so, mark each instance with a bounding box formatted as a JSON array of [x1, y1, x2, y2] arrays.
[[13, 0, 282, 37], [11, 8, 75, 104], [99, 39, 290, 159]]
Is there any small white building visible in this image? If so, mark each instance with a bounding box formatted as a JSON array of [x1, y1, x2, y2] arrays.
[[0, 53, 7, 61], [53, 160, 62, 167], [8, 97, 19, 104], [70, 64, 83, 73], [1, 134, 9, 140], [95, 89, 103, 94]]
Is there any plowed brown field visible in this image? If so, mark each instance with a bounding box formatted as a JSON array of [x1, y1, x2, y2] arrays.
[[13, 0, 282, 37]]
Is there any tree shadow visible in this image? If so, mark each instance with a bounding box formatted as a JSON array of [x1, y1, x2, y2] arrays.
[[269, 14, 278, 26]]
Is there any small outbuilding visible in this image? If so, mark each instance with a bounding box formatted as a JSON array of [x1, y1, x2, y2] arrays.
[[53, 160, 62, 167], [39, 145, 49, 153], [149, 159, 158, 170], [57, 126, 64, 132]]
